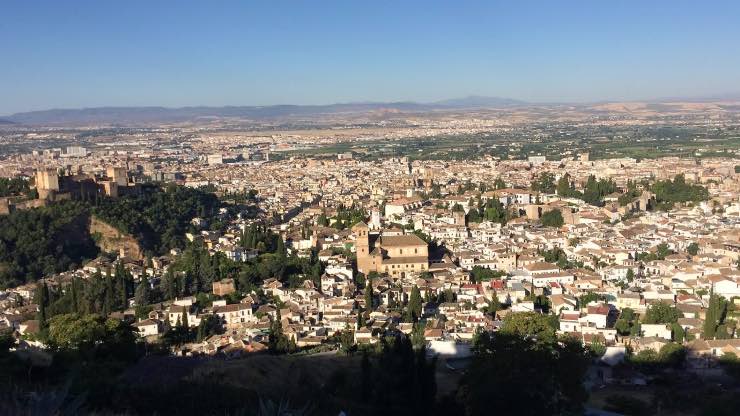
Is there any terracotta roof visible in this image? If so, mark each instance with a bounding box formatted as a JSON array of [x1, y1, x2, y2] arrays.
[[380, 234, 427, 247]]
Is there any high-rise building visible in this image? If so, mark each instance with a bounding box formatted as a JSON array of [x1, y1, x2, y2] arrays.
[[65, 146, 87, 157], [528, 155, 547, 165]]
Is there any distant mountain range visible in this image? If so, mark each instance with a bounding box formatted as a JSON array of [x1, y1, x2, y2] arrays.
[[4, 93, 739, 126], [2, 96, 527, 126]]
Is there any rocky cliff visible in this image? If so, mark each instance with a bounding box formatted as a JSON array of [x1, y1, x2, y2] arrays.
[[89, 215, 143, 260]]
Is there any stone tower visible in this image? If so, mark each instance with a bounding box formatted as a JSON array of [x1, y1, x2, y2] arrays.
[[352, 222, 373, 274]]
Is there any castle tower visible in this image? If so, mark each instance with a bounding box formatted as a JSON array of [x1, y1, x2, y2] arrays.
[[35, 168, 60, 201], [107, 166, 128, 187]]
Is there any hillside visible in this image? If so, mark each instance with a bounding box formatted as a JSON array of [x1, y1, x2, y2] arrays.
[[0, 202, 98, 288], [3, 97, 526, 125], [89, 215, 143, 260]]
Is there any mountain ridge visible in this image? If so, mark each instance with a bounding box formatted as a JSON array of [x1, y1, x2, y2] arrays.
[[2, 96, 525, 125], [5, 93, 740, 126]]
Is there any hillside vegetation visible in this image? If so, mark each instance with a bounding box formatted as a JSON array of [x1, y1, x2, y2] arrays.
[[0, 185, 221, 288], [0, 201, 98, 288]]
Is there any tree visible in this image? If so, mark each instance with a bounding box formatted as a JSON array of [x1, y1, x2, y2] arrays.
[[161, 269, 178, 300], [658, 342, 686, 368], [46, 313, 136, 355], [180, 308, 189, 329], [615, 319, 631, 336], [556, 173, 583, 199], [134, 279, 151, 307], [500, 312, 557, 344], [268, 309, 294, 354], [581, 175, 617, 206], [531, 172, 555, 194], [70, 277, 80, 314], [103, 274, 114, 317], [0, 201, 99, 288], [651, 174, 709, 207], [405, 285, 423, 322], [411, 321, 426, 349], [672, 323, 685, 343], [364, 277, 374, 311], [357, 306, 366, 329], [467, 207, 482, 223], [643, 302, 680, 324], [482, 199, 507, 224], [196, 315, 222, 342], [626, 268, 635, 282], [485, 293, 502, 316], [35, 281, 50, 332], [492, 177, 506, 190], [275, 236, 287, 258], [615, 308, 637, 336], [556, 174, 571, 196], [317, 213, 329, 227], [703, 293, 728, 339], [470, 266, 505, 282], [115, 263, 130, 311], [541, 209, 564, 228], [461, 331, 589, 416], [687, 242, 699, 256], [339, 329, 355, 355], [656, 243, 672, 260]]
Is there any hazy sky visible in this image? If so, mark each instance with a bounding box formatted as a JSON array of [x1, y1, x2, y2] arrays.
[[2, 0, 740, 114]]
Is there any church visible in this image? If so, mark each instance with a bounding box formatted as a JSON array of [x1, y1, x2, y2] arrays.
[[352, 222, 429, 278]]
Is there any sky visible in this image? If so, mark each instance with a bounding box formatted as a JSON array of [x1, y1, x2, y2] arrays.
[[2, 0, 740, 114]]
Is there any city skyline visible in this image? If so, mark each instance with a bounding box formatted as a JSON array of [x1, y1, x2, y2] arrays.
[[3, 1, 740, 114]]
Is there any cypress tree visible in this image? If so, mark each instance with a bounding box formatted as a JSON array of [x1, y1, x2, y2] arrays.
[[70, 277, 79, 314], [117, 265, 128, 310], [103, 275, 114, 317], [135, 279, 151, 307], [364, 277, 374, 310], [406, 285, 423, 322], [36, 282, 49, 331]]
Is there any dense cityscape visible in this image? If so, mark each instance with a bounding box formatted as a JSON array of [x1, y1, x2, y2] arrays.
[[4, 2, 740, 415], [0, 102, 739, 415]]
